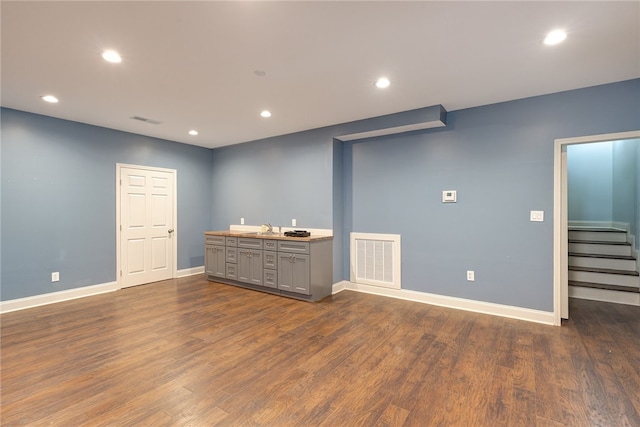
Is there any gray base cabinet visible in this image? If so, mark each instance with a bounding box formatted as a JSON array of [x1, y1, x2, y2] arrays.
[[205, 234, 333, 302], [205, 235, 226, 278]]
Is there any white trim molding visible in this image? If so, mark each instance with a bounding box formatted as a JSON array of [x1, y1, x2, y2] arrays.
[[0, 281, 119, 314], [333, 281, 555, 325], [177, 266, 205, 277]]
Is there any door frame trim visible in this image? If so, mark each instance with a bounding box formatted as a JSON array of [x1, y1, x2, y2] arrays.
[[116, 163, 178, 289], [553, 130, 640, 325]]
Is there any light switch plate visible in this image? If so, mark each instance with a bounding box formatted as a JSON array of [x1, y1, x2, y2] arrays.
[[292, 219, 297, 227], [442, 190, 457, 203], [530, 210, 544, 222], [240, 217, 245, 225]]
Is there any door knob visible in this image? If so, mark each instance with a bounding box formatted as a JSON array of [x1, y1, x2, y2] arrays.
[[168, 229, 174, 234]]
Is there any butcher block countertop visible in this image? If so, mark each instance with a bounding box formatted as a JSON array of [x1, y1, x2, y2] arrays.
[[204, 230, 333, 242]]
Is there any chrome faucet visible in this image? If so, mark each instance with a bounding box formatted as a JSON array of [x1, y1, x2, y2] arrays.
[[264, 223, 273, 233]]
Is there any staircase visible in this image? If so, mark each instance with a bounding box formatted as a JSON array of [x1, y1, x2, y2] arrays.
[[569, 227, 640, 306]]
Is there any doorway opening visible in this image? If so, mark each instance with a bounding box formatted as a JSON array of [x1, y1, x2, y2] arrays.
[[553, 130, 640, 324]]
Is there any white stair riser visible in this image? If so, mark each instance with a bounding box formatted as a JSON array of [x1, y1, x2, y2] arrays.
[[569, 286, 640, 306], [569, 230, 628, 243], [569, 243, 632, 257], [569, 270, 640, 287], [569, 256, 637, 272]]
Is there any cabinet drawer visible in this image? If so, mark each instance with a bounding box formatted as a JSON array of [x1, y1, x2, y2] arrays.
[[226, 247, 237, 263], [225, 237, 238, 246], [263, 239, 278, 251], [238, 238, 263, 250], [278, 241, 309, 254], [205, 235, 225, 245], [264, 251, 277, 269], [226, 263, 237, 280], [263, 269, 277, 289]]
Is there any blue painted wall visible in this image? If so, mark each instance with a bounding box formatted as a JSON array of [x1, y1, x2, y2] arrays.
[[209, 80, 638, 311], [347, 80, 639, 311], [3, 79, 639, 311], [1, 108, 212, 301], [567, 142, 614, 222], [612, 139, 639, 240], [210, 129, 335, 231]]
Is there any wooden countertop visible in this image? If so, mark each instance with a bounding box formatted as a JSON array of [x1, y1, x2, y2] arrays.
[[204, 230, 333, 242]]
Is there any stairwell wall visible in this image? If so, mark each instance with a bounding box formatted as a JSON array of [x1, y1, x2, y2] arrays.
[[612, 138, 639, 247]]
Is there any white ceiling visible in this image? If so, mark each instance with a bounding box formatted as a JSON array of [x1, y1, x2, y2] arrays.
[[2, 1, 639, 149]]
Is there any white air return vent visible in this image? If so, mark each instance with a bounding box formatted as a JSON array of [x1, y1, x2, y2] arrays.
[[350, 233, 401, 289], [130, 116, 163, 125]]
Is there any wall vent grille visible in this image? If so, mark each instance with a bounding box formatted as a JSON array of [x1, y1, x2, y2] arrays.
[[350, 233, 401, 289]]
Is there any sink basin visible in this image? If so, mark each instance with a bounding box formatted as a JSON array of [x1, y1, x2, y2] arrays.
[[258, 231, 281, 236]]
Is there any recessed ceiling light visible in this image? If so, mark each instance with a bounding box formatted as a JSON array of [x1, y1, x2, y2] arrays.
[[375, 77, 390, 89], [188, 130, 198, 136], [254, 70, 266, 77], [543, 30, 567, 46], [260, 110, 272, 118], [41, 95, 59, 103], [102, 49, 122, 63]]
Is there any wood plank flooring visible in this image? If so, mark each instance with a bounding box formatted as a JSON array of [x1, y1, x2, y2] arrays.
[[2, 275, 639, 426]]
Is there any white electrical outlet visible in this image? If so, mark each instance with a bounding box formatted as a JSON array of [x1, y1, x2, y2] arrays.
[[292, 219, 297, 227], [240, 217, 245, 225], [442, 190, 457, 203], [466, 270, 475, 281], [52, 272, 60, 282]]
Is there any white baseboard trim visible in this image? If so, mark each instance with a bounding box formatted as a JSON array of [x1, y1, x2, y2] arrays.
[[569, 286, 640, 306], [333, 281, 555, 325], [177, 266, 205, 278], [0, 281, 119, 314]]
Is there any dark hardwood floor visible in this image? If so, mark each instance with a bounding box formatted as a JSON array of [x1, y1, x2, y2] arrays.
[[2, 275, 639, 426]]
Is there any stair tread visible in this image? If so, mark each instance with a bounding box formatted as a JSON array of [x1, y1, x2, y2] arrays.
[[568, 252, 636, 260], [569, 265, 639, 276], [569, 280, 640, 293], [569, 240, 631, 246], [569, 227, 626, 233]]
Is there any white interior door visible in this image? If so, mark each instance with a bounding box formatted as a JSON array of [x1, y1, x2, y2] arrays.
[[119, 165, 176, 288]]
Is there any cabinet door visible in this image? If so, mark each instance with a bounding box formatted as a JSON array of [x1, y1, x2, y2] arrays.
[[277, 253, 294, 291], [237, 248, 252, 283], [278, 253, 310, 294], [249, 250, 263, 286], [291, 254, 310, 294], [237, 249, 263, 286], [205, 245, 225, 278]]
